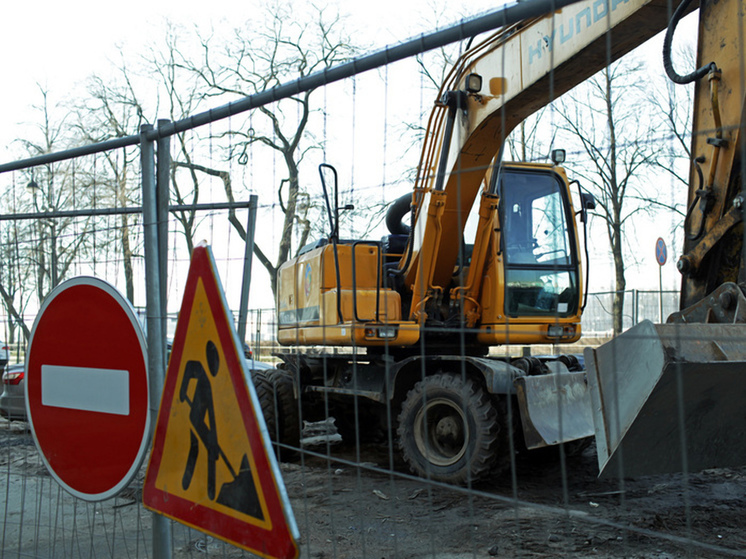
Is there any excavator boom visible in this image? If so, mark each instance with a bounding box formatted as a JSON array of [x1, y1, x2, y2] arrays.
[[403, 0, 686, 316]]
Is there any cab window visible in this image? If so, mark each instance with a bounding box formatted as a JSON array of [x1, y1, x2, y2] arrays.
[[499, 168, 578, 317]]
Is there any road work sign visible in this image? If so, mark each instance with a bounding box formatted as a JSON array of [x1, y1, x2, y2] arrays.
[[26, 277, 150, 502], [143, 244, 299, 559]]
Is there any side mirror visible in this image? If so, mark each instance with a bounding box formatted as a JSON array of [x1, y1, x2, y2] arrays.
[[581, 192, 596, 210], [579, 192, 595, 223]]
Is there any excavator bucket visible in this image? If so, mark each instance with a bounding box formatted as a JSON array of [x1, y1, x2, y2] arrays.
[[514, 365, 596, 450], [585, 320, 746, 477]]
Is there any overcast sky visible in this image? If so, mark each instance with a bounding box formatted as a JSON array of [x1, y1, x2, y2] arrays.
[[0, 0, 501, 157]]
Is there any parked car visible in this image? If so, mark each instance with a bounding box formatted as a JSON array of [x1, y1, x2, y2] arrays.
[[166, 339, 271, 370], [0, 342, 10, 369], [0, 364, 26, 421], [0, 340, 270, 423]]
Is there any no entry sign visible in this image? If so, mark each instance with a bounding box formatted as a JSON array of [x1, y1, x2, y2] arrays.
[[26, 277, 150, 501]]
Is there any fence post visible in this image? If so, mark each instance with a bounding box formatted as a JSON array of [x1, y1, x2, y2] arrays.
[[156, 120, 171, 338], [237, 195, 258, 345], [141, 123, 172, 559], [659, 266, 664, 323], [256, 308, 263, 359]]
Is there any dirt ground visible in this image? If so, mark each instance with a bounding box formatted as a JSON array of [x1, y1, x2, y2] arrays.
[[283, 433, 746, 559], [3, 416, 746, 559]]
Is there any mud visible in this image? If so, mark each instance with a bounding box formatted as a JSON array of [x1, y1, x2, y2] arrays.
[[3, 417, 745, 558], [285, 438, 746, 558]]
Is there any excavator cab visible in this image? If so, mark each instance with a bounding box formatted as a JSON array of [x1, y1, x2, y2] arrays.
[[473, 162, 588, 346], [499, 166, 580, 318]]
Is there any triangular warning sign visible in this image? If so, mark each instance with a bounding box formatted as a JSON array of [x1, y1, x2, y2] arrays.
[[143, 244, 299, 559]]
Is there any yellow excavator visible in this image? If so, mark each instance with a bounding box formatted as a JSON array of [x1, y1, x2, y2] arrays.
[[255, 0, 746, 484]]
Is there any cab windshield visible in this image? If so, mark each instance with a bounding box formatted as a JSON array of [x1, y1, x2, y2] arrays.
[[499, 168, 579, 317]]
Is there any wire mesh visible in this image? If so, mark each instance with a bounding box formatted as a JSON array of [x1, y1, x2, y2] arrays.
[[2, 0, 746, 557]]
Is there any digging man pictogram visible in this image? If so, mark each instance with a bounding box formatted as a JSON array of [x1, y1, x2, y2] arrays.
[[178, 339, 263, 518], [180, 340, 222, 499]]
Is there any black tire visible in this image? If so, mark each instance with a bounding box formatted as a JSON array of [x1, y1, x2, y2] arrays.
[[397, 373, 500, 485], [251, 369, 279, 442], [490, 395, 513, 477], [267, 370, 301, 460]]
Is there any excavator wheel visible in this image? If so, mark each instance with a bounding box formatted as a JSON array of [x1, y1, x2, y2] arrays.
[[267, 369, 301, 461], [397, 373, 500, 485], [250, 369, 279, 443]]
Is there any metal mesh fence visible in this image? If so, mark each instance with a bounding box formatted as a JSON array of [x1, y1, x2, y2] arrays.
[[583, 290, 680, 336], [2, 0, 746, 557], [6, 291, 746, 558]]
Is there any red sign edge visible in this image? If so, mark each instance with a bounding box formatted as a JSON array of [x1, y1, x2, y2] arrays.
[[143, 244, 299, 559]]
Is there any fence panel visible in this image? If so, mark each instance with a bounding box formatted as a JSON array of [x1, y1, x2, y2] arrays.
[[2, 0, 746, 557], [583, 290, 680, 336]]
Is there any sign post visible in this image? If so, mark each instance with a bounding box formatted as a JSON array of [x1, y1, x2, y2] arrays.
[[655, 237, 667, 322], [25, 277, 150, 502]]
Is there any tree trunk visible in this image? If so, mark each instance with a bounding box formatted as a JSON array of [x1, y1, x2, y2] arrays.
[[117, 173, 135, 303], [612, 245, 626, 336], [121, 214, 135, 302], [606, 67, 626, 336], [276, 159, 300, 270]]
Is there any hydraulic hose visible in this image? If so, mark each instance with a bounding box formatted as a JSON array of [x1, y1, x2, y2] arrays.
[[663, 0, 717, 84], [385, 194, 412, 235]]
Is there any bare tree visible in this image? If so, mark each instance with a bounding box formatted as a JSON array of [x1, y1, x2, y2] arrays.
[[75, 71, 148, 302], [553, 59, 662, 335], [145, 27, 213, 255], [20, 88, 92, 305], [647, 44, 694, 209], [178, 2, 356, 294], [76, 32, 215, 294], [0, 212, 34, 342]]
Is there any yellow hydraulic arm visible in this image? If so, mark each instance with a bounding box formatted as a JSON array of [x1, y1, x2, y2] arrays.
[[586, 0, 746, 477], [401, 0, 686, 322], [673, 0, 746, 308]]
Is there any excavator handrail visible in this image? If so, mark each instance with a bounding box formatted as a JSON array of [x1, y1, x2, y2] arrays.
[[350, 240, 384, 324]]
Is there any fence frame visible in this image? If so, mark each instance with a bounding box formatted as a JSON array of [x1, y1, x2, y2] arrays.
[[0, 0, 691, 557]]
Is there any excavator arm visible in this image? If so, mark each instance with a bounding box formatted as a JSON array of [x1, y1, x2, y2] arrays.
[[403, 0, 746, 477], [401, 0, 686, 321], [675, 0, 746, 307]]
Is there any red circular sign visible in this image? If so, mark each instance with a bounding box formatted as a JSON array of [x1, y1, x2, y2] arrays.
[[26, 277, 150, 501]]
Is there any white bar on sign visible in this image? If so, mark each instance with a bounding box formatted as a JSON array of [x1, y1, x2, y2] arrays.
[[41, 365, 130, 415]]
